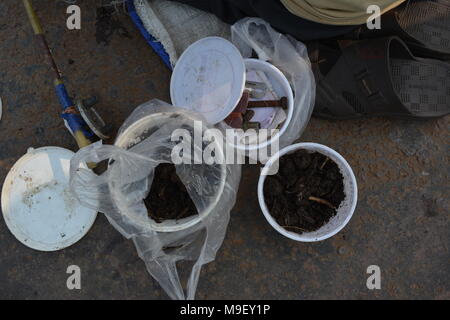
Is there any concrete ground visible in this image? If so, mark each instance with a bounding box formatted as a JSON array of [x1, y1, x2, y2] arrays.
[[0, 0, 448, 300]]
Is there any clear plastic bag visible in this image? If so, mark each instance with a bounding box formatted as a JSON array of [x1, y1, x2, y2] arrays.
[[69, 99, 241, 300], [231, 18, 316, 148]]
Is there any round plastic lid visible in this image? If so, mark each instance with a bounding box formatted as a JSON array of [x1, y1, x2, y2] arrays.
[[170, 37, 246, 124], [1, 147, 97, 251]]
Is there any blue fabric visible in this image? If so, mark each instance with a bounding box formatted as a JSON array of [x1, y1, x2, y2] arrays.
[[127, 0, 173, 70]]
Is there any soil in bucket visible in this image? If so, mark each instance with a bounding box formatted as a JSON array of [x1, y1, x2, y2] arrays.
[[264, 150, 345, 234], [144, 164, 198, 223]]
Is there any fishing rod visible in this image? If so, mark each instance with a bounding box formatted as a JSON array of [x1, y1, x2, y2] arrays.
[[23, 0, 110, 149]]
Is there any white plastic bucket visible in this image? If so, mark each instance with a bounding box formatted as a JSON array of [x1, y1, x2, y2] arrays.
[[224, 58, 294, 152], [258, 143, 357, 242], [113, 112, 227, 233]]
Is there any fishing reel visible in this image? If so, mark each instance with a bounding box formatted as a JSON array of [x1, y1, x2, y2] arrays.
[[76, 96, 112, 140]]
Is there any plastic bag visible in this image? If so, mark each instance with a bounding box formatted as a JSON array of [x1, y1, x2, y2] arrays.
[[69, 99, 241, 300], [231, 18, 316, 148]]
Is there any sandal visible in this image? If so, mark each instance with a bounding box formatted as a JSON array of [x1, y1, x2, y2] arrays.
[[308, 37, 450, 119], [356, 0, 450, 60]]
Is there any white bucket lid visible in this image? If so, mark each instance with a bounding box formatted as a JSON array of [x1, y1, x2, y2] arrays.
[[170, 37, 246, 125], [1, 147, 97, 251]]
